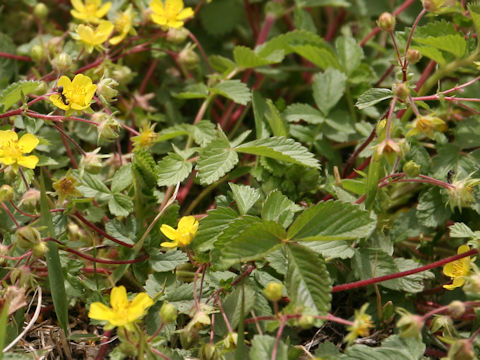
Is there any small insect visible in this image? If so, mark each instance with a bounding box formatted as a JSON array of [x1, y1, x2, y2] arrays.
[[447, 169, 455, 184], [57, 85, 69, 105]]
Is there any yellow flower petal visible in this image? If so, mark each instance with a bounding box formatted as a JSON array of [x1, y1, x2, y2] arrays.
[[160, 224, 178, 240], [96, 2, 112, 18], [71, 0, 85, 11], [88, 302, 115, 321], [50, 94, 70, 110], [161, 240, 179, 248], [150, 0, 165, 14], [444, 277, 466, 290], [0, 130, 18, 147], [151, 13, 167, 26], [17, 155, 38, 169], [110, 286, 129, 310], [178, 216, 196, 230], [18, 134, 39, 153], [0, 156, 15, 165], [176, 7, 194, 20], [71, 9, 87, 20], [166, 0, 184, 14]]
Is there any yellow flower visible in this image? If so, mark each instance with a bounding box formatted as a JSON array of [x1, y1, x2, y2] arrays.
[[71, 0, 112, 23], [160, 216, 199, 248], [150, 0, 194, 30], [50, 74, 97, 114], [131, 123, 158, 149], [110, 5, 136, 45], [344, 304, 374, 345], [406, 115, 447, 139], [73, 20, 114, 53], [443, 245, 471, 290], [88, 286, 154, 330], [0, 131, 39, 169]]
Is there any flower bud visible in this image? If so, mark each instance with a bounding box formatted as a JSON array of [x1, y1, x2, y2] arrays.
[[200, 343, 220, 360], [178, 44, 200, 69], [406, 49, 422, 64], [52, 52, 73, 73], [403, 160, 421, 177], [0, 184, 14, 202], [396, 311, 424, 338], [32, 241, 48, 257], [430, 315, 453, 333], [447, 178, 480, 210], [67, 223, 89, 243], [79, 150, 103, 174], [10, 265, 33, 287], [180, 327, 199, 349], [422, 0, 446, 12], [448, 300, 466, 319], [393, 82, 410, 101], [19, 188, 40, 212], [263, 282, 284, 302], [34, 3, 48, 19], [223, 332, 238, 349], [0, 245, 8, 265], [30, 45, 46, 63], [16, 226, 41, 250], [382, 301, 395, 322], [464, 274, 480, 293], [299, 315, 315, 329], [159, 302, 178, 323], [166, 27, 190, 44], [446, 339, 474, 360], [378, 12, 395, 32], [98, 117, 121, 142], [111, 65, 134, 86], [96, 77, 119, 104]]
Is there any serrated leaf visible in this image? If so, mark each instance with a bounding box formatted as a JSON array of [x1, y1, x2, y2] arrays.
[[236, 136, 319, 168], [291, 44, 340, 70], [192, 120, 216, 146], [336, 36, 363, 75], [173, 83, 208, 99], [0, 80, 43, 110], [211, 80, 251, 105], [304, 240, 355, 259], [192, 207, 239, 252], [449, 222, 476, 238], [412, 45, 446, 65], [105, 218, 136, 245], [284, 103, 324, 124], [209, 55, 237, 74], [157, 153, 193, 186], [342, 335, 425, 360], [312, 68, 347, 116], [108, 193, 133, 217], [250, 335, 288, 360], [415, 34, 466, 58], [156, 124, 190, 143], [217, 221, 284, 268], [297, 0, 350, 7], [111, 163, 132, 193], [286, 243, 331, 315], [229, 183, 261, 215], [416, 187, 450, 228], [262, 190, 301, 228], [252, 91, 269, 139], [80, 173, 110, 195], [265, 99, 287, 137], [197, 137, 238, 185], [257, 30, 326, 58], [150, 250, 188, 272], [355, 88, 393, 109], [234, 45, 283, 68], [287, 201, 376, 241]]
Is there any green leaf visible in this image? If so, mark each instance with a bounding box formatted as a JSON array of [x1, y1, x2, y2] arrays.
[[0, 294, 9, 358], [0, 33, 16, 85], [336, 36, 363, 75], [192, 120, 217, 147], [412, 45, 446, 65], [173, 83, 208, 99], [236, 136, 320, 168], [415, 34, 466, 58], [304, 240, 355, 259], [312, 68, 347, 116], [197, 136, 239, 185], [40, 174, 68, 335], [132, 149, 159, 190], [209, 55, 237, 74], [217, 221, 284, 268], [292, 44, 340, 70], [108, 193, 133, 217], [229, 183, 261, 215], [111, 163, 132, 193], [355, 88, 393, 109], [286, 243, 331, 315], [252, 91, 269, 139], [365, 154, 382, 211], [192, 207, 239, 252], [234, 45, 284, 68], [105, 219, 136, 246], [80, 173, 110, 195], [249, 335, 288, 360], [287, 201, 376, 241], [215, 286, 256, 335], [156, 125, 190, 143], [261, 190, 302, 228], [416, 187, 450, 228], [265, 99, 288, 137], [257, 30, 326, 57], [0, 80, 43, 110], [199, 0, 244, 36], [469, 4, 480, 34], [341, 335, 425, 360], [157, 153, 193, 186], [211, 80, 251, 105], [284, 103, 324, 124], [449, 222, 479, 239], [150, 250, 188, 272]]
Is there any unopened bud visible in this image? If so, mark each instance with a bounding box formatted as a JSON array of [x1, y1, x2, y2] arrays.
[[406, 49, 422, 64], [180, 327, 199, 349], [464, 274, 480, 293], [422, 0, 446, 12], [32, 241, 48, 257], [97, 77, 119, 104], [80, 150, 103, 174], [52, 52, 72, 73], [447, 178, 480, 210], [448, 300, 466, 319], [98, 117, 121, 142], [159, 302, 178, 323], [430, 315, 453, 333], [0, 184, 14, 202], [30, 45, 46, 63], [19, 188, 40, 211], [393, 82, 410, 101], [111, 65, 134, 86], [16, 226, 41, 250], [263, 282, 284, 302], [403, 160, 421, 177], [378, 12, 395, 32], [447, 339, 474, 360], [34, 3, 48, 19], [200, 343, 219, 360], [223, 332, 237, 349], [166, 27, 190, 44], [299, 315, 315, 329], [396, 310, 424, 338], [178, 44, 200, 69]]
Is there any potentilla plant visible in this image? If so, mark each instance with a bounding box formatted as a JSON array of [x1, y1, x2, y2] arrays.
[[1, 0, 480, 358]]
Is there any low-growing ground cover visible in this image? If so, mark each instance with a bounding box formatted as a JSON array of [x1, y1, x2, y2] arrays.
[[1, 0, 480, 359]]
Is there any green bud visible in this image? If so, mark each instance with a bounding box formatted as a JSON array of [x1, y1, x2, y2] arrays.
[[393, 82, 410, 101], [111, 65, 134, 87], [178, 44, 200, 69], [263, 282, 284, 302], [298, 315, 315, 329], [464, 274, 480, 293], [422, 0, 446, 12], [10, 265, 33, 287], [448, 300, 466, 319], [446, 339, 474, 360], [396, 310, 424, 338], [430, 315, 453, 333], [19, 188, 41, 212], [223, 332, 238, 349], [30, 45, 46, 63], [97, 116, 121, 142], [403, 160, 421, 177], [79, 150, 103, 174], [180, 327, 199, 349], [406, 49, 422, 64], [382, 301, 395, 322], [200, 343, 220, 360], [159, 302, 178, 323], [447, 178, 480, 210], [32, 241, 48, 257], [378, 12, 395, 32], [97, 77, 119, 104], [34, 3, 48, 19], [52, 52, 72, 73], [0, 184, 14, 202], [16, 226, 41, 250], [166, 27, 190, 44]]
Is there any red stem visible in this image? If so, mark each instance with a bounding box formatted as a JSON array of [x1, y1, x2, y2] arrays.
[[139, 59, 158, 95], [94, 330, 112, 360], [0, 52, 31, 61], [415, 60, 436, 91], [65, 247, 148, 264]]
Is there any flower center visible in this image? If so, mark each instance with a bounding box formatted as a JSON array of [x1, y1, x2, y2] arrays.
[[1, 141, 22, 160]]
